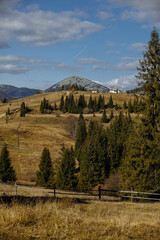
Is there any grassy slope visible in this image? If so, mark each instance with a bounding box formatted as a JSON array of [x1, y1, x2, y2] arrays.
[[0, 91, 136, 183], [0, 199, 160, 240]]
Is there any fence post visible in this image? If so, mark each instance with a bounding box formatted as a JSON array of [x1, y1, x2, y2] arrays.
[[54, 183, 56, 199], [131, 187, 133, 202], [98, 186, 101, 200], [15, 183, 18, 197]]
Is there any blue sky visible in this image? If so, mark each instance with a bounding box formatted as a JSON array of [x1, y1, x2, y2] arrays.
[[0, 0, 160, 90]]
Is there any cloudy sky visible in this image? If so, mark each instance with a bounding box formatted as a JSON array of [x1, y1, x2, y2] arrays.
[[0, 0, 160, 90]]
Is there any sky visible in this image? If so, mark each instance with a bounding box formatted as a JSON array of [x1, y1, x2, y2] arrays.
[[0, 0, 160, 90]]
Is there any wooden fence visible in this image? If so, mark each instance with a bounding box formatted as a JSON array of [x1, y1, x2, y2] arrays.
[[0, 183, 160, 202]]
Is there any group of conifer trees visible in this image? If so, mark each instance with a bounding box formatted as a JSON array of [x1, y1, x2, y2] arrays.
[[40, 97, 53, 113], [36, 28, 160, 192], [36, 111, 133, 190], [59, 94, 115, 114], [123, 97, 146, 113], [59, 94, 86, 113]]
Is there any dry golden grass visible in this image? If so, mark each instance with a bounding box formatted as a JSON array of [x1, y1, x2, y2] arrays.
[[0, 199, 159, 240], [0, 91, 138, 183]]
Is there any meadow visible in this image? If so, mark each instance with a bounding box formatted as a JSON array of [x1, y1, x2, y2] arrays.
[[0, 91, 136, 184], [0, 198, 160, 240], [0, 91, 159, 240]]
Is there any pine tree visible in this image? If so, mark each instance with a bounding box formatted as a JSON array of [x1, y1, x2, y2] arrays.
[[110, 110, 114, 120], [78, 122, 109, 190], [20, 102, 26, 117], [133, 97, 138, 113], [101, 109, 108, 123], [88, 96, 94, 109], [108, 95, 114, 108], [115, 103, 118, 110], [120, 128, 160, 191], [120, 28, 160, 191], [56, 146, 77, 189], [93, 97, 99, 112], [128, 99, 133, 113], [75, 113, 87, 154], [107, 112, 133, 173], [36, 147, 54, 187], [7, 107, 10, 115], [136, 27, 160, 128], [123, 100, 127, 109], [40, 100, 44, 113], [54, 103, 57, 111], [98, 95, 104, 109], [59, 95, 64, 111], [0, 145, 16, 183]]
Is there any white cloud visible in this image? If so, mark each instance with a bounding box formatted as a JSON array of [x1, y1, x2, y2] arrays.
[[0, 55, 47, 64], [97, 11, 113, 20], [109, 0, 160, 24], [105, 50, 120, 55], [106, 41, 115, 47], [121, 56, 138, 61], [104, 75, 138, 90], [129, 42, 146, 52], [54, 63, 70, 70], [77, 58, 100, 64], [92, 65, 107, 70], [0, 64, 29, 74], [115, 60, 139, 71], [0, 0, 103, 48]]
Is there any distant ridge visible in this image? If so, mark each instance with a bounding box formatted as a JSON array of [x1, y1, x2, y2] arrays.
[[46, 75, 109, 92], [0, 85, 40, 100]]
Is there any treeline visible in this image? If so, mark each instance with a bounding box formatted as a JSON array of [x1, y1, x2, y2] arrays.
[[57, 84, 86, 91], [59, 94, 115, 114], [19, 95, 146, 118]]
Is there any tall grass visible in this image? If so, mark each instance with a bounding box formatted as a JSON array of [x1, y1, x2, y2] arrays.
[[0, 199, 160, 240]]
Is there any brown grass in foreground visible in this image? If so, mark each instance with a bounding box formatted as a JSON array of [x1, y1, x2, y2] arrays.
[[0, 199, 160, 240]]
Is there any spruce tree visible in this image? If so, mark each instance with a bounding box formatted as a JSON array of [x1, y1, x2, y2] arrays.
[[136, 27, 160, 128], [121, 28, 160, 191], [110, 110, 114, 120], [59, 95, 64, 111], [107, 112, 133, 173], [36, 147, 54, 187], [78, 122, 109, 190], [75, 113, 87, 153], [123, 100, 127, 109], [20, 102, 26, 117], [54, 103, 57, 111], [120, 128, 160, 191], [101, 109, 108, 123], [108, 95, 114, 108], [88, 96, 94, 109], [128, 99, 133, 113], [0, 145, 16, 183], [56, 146, 77, 189]]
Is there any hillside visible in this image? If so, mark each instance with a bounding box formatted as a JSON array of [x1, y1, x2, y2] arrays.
[[0, 85, 40, 100], [0, 91, 135, 184], [46, 75, 109, 92]]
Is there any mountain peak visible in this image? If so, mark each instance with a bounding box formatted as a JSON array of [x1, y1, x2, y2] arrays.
[[46, 75, 109, 92]]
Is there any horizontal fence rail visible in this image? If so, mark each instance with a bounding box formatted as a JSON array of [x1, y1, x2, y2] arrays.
[[0, 183, 160, 202]]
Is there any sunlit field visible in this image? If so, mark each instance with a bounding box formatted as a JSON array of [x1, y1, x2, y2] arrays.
[[0, 199, 159, 240], [0, 91, 136, 184]]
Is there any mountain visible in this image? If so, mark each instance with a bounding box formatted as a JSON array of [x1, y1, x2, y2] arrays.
[[46, 75, 109, 92], [0, 85, 40, 100]]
